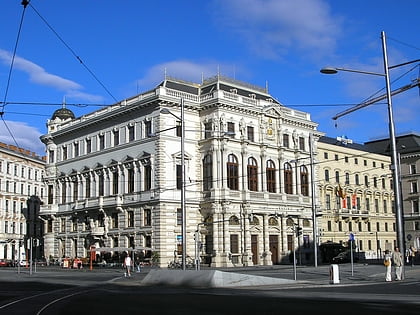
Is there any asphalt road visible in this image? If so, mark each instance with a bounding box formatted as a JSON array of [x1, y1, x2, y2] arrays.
[[0, 263, 419, 314]]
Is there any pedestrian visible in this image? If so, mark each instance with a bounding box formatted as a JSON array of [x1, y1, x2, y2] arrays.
[[409, 246, 417, 266], [384, 250, 392, 282], [391, 247, 403, 281], [123, 252, 132, 277]]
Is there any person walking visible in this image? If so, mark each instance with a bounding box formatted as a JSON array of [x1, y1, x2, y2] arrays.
[[384, 250, 392, 282], [124, 252, 132, 277], [392, 247, 403, 281]]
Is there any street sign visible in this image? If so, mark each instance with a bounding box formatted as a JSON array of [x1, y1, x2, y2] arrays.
[[349, 233, 355, 242]]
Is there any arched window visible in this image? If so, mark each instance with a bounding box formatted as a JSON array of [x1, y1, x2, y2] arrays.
[[203, 154, 213, 191], [266, 160, 276, 193], [247, 157, 258, 191], [229, 215, 240, 225], [335, 171, 340, 183], [227, 154, 239, 190], [284, 163, 293, 194], [300, 165, 309, 196], [325, 169, 330, 182]]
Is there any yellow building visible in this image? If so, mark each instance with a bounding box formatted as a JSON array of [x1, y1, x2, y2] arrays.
[[317, 136, 396, 261]]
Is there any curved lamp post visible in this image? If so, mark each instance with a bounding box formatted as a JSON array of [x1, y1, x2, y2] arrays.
[[320, 31, 417, 269]]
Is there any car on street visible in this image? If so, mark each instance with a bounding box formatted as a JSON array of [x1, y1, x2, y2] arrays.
[[0, 259, 12, 267], [332, 251, 359, 264]]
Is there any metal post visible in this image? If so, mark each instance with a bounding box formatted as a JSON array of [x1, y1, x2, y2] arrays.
[[29, 237, 33, 275], [309, 133, 318, 267], [381, 31, 405, 275], [180, 98, 186, 271], [293, 230, 297, 281]]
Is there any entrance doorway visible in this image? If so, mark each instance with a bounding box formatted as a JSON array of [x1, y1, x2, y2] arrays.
[[269, 235, 279, 264], [251, 235, 258, 265]]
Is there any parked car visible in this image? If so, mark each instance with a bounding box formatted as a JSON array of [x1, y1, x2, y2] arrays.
[[0, 259, 12, 267], [18, 260, 27, 267], [332, 251, 359, 264]]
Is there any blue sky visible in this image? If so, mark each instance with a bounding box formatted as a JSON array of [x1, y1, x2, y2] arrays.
[[0, 0, 419, 156]]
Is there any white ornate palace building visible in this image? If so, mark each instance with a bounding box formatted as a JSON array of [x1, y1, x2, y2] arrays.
[[40, 75, 323, 267]]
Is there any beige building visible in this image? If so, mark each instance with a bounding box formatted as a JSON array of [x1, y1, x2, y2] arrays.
[[365, 133, 420, 255], [0, 142, 46, 262], [317, 136, 396, 261]]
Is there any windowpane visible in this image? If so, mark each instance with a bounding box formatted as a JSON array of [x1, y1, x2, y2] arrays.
[[247, 157, 258, 191], [266, 160, 276, 193]]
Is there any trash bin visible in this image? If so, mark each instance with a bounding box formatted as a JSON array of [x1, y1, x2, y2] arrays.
[[329, 264, 340, 284]]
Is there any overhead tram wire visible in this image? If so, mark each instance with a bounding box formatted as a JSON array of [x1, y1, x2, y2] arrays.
[[27, 3, 118, 103], [1, 1, 29, 114], [0, 1, 30, 151]]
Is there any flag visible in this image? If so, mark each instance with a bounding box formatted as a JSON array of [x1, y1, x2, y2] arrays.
[[335, 184, 346, 199]]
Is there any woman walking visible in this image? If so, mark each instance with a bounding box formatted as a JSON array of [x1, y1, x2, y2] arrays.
[[384, 250, 392, 282]]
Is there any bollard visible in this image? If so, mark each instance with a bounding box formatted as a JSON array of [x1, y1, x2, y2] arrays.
[[329, 264, 340, 284]]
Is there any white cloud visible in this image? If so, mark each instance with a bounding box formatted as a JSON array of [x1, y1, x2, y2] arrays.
[[213, 0, 341, 59], [136, 60, 236, 90], [0, 120, 45, 156], [0, 49, 103, 102]]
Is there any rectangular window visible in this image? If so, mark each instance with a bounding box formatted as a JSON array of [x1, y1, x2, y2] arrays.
[[413, 199, 419, 213], [128, 125, 135, 141], [113, 129, 119, 146], [227, 122, 235, 137], [99, 134, 105, 150], [145, 120, 152, 137], [85, 177, 91, 198], [98, 174, 104, 196], [375, 199, 379, 213], [283, 134, 289, 148], [112, 171, 119, 195], [204, 122, 212, 139], [335, 154, 339, 161], [144, 165, 151, 190], [61, 182, 66, 204], [177, 208, 182, 226], [247, 126, 254, 142], [74, 142, 79, 157], [383, 199, 387, 213], [112, 213, 118, 228], [410, 164, 417, 174], [299, 137, 305, 151], [144, 209, 151, 226], [326, 194, 331, 210], [73, 180, 78, 201], [86, 139, 92, 154], [127, 211, 134, 228], [366, 198, 370, 211], [49, 150, 55, 163], [48, 185, 54, 204], [176, 164, 182, 190], [61, 218, 66, 232], [62, 146, 67, 160], [176, 121, 182, 137], [230, 234, 239, 254], [128, 169, 135, 193], [324, 152, 328, 159], [411, 181, 418, 193]]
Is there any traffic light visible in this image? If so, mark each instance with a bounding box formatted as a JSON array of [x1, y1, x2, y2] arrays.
[[296, 227, 303, 236]]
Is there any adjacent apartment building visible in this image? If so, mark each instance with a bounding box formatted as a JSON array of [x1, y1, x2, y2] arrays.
[[0, 142, 46, 262], [39, 75, 323, 267], [365, 132, 420, 252], [317, 136, 396, 261]]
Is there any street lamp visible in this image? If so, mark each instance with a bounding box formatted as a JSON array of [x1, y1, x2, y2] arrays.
[[161, 98, 186, 270], [321, 31, 413, 263]]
